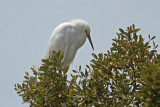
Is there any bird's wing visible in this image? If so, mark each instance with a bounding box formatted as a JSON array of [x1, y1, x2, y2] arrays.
[[44, 22, 75, 60]]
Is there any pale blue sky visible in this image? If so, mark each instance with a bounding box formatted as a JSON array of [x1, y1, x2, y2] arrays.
[[0, 0, 160, 107]]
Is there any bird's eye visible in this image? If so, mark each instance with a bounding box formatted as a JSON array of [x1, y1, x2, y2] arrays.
[[85, 30, 90, 36]]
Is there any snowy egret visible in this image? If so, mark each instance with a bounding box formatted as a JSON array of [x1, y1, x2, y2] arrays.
[[44, 19, 94, 66]]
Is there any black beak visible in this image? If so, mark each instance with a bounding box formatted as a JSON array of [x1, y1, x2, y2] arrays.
[[87, 35, 94, 50]]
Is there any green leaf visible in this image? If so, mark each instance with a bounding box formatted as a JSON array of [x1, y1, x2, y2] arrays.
[[148, 34, 150, 39], [155, 45, 158, 49], [24, 76, 29, 79], [151, 36, 156, 40], [72, 70, 77, 73], [79, 66, 81, 71], [112, 43, 117, 47], [86, 65, 90, 69], [25, 72, 29, 76], [153, 41, 155, 47], [119, 28, 125, 33], [82, 79, 86, 87], [85, 69, 88, 77], [92, 53, 97, 59], [135, 28, 140, 33], [81, 71, 85, 77], [68, 88, 74, 98]]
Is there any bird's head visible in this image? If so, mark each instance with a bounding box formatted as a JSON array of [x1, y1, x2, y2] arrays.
[[71, 19, 94, 50]]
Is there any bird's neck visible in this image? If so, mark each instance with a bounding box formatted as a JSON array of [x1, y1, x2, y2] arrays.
[[75, 33, 86, 49]]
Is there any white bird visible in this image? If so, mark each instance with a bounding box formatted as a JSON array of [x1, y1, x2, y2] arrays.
[[44, 19, 94, 66]]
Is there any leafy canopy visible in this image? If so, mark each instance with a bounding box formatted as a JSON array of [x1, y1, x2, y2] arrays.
[[15, 25, 160, 107]]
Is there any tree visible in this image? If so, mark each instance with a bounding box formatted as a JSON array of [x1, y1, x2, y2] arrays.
[[15, 25, 160, 107]]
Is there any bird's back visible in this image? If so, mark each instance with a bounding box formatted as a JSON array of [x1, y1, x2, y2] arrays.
[[44, 22, 76, 66]]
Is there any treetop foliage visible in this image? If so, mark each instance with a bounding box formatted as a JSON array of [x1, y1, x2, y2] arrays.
[[15, 25, 160, 107]]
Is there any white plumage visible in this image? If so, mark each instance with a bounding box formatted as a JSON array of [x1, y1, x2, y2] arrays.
[[44, 19, 94, 66]]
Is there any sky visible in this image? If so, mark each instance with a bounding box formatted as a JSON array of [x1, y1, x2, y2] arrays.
[[0, 0, 160, 107]]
